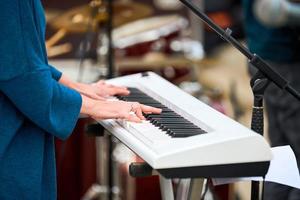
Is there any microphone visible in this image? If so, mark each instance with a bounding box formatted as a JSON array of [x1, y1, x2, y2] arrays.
[[253, 0, 300, 27]]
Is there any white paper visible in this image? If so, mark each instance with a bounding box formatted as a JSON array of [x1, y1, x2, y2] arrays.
[[212, 146, 300, 189]]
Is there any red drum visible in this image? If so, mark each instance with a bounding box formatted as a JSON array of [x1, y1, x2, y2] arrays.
[[113, 15, 191, 83], [113, 15, 188, 57], [55, 118, 97, 200]]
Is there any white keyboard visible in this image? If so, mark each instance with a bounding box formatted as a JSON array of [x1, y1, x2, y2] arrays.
[[98, 72, 272, 178]]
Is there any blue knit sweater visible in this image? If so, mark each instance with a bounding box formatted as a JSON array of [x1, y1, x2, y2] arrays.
[[0, 0, 82, 199]]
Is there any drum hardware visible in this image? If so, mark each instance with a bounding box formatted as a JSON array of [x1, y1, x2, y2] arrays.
[[47, 43, 72, 58], [50, 1, 153, 81], [97, 30, 109, 70], [76, 0, 106, 82], [116, 53, 194, 70], [49, 1, 153, 33], [81, 184, 109, 200], [113, 15, 200, 84], [169, 38, 204, 61], [113, 15, 188, 55], [46, 29, 67, 49], [154, 0, 183, 10], [46, 29, 72, 58], [45, 9, 63, 23], [83, 133, 128, 200]]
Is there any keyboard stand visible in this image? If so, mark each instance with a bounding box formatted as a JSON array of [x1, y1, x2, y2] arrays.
[[188, 179, 206, 199], [130, 162, 207, 200], [158, 174, 207, 200], [159, 175, 175, 200]]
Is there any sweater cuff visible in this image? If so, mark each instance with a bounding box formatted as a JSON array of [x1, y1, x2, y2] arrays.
[[49, 65, 62, 81]]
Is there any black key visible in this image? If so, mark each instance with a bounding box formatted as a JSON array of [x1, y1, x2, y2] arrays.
[[161, 126, 199, 131], [150, 118, 184, 123], [152, 119, 188, 125], [122, 97, 159, 102], [145, 115, 182, 120], [151, 118, 188, 123], [167, 129, 206, 135], [158, 122, 195, 127], [172, 132, 202, 138], [167, 128, 205, 134], [116, 88, 208, 138], [149, 112, 179, 116], [142, 104, 168, 108], [160, 124, 198, 131], [146, 113, 179, 119], [160, 108, 174, 113]]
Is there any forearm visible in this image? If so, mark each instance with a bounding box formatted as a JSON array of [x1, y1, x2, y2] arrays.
[[58, 74, 77, 88]]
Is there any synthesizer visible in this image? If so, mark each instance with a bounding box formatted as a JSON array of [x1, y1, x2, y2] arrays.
[[98, 72, 272, 178]]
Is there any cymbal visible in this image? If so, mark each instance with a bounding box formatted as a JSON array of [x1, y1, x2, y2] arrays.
[[45, 9, 63, 22], [50, 1, 153, 33]]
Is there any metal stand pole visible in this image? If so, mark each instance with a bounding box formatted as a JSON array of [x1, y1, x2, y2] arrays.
[[107, 0, 115, 79], [250, 72, 269, 200], [159, 175, 175, 200], [188, 179, 205, 200], [106, 0, 115, 199]]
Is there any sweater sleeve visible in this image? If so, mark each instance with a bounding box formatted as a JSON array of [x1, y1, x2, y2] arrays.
[[49, 65, 63, 81], [0, 70, 82, 140], [0, 0, 82, 139]]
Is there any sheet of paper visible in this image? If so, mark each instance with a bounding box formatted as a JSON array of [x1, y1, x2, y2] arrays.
[[212, 145, 300, 189]]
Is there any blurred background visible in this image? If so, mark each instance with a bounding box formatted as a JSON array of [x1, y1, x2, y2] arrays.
[[45, 0, 258, 199]]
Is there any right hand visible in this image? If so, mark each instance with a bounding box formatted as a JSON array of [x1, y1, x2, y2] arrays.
[[81, 96, 162, 123]]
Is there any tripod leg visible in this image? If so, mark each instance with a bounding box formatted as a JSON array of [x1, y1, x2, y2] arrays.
[[188, 178, 205, 200], [159, 175, 175, 200]]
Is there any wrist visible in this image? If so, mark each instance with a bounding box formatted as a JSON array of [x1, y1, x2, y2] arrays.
[[80, 95, 96, 116]]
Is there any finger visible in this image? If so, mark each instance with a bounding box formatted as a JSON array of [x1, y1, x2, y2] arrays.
[[96, 80, 106, 85], [141, 105, 162, 114], [110, 87, 130, 96], [126, 113, 142, 123], [134, 107, 146, 120], [107, 83, 127, 88], [93, 93, 107, 100], [83, 91, 106, 101]]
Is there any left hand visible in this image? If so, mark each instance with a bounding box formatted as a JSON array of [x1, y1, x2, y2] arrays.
[[76, 80, 130, 100], [91, 80, 130, 97], [58, 74, 129, 100]]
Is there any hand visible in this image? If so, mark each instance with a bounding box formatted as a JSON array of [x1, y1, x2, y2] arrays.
[[81, 97, 162, 123], [91, 80, 130, 97], [58, 75, 129, 100], [92, 100, 162, 123], [75, 80, 130, 100]]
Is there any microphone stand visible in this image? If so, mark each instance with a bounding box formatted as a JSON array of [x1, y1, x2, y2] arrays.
[[178, 0, 300, 199]]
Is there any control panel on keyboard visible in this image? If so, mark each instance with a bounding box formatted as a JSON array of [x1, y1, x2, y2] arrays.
[[116, 88, 207, 138]]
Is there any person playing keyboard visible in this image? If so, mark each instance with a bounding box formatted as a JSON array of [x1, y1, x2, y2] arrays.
[[0, 1, 161, 199]]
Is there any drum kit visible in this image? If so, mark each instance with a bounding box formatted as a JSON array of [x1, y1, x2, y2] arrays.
[[47, 1, 205, 200], [45, 0, 201, 82]]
